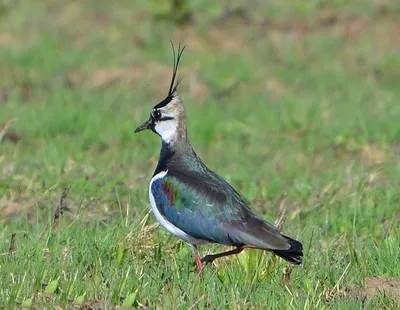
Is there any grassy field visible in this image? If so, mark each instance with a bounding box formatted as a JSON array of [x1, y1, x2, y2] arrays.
[[1, 0, 399, 308]]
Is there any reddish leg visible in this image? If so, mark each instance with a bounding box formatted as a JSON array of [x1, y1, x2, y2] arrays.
[[191, 245, 204, 273], [195, 256, 202, 271]]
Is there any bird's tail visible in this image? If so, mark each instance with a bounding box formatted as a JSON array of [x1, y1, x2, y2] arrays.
[[272, 235, 303, 265]]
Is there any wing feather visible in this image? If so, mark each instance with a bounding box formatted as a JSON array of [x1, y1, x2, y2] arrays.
[[151, 170, 293, 251]]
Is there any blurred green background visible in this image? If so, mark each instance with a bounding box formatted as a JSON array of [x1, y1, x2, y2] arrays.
[[0, 0, 399, 308]]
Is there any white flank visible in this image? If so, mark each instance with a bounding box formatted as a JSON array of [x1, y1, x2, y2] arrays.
[[149, 170, 206, 245]]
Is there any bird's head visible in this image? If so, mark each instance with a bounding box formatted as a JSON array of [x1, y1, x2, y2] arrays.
[[135, 43, 187, 145]]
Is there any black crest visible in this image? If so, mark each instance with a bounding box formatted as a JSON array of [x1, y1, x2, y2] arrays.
[[168, 41, 185, 97], [154, 41, 186, 110]]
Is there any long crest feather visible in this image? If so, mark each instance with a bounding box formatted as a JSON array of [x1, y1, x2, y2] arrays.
[[168, 40, 186, 97]]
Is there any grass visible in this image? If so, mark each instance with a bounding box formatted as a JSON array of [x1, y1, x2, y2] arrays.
[[1, 0, 400, 308]]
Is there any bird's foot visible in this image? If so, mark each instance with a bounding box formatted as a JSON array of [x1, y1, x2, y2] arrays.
[[191, 255, 214, 273]]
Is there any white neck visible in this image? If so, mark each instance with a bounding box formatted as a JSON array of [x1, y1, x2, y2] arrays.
[[155, 120, 179, 144]]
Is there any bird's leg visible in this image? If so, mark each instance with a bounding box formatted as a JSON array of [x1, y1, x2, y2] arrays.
[[190, 245, 203, 273], [201, 247, 244, 264], [195, 256, 203, 272]]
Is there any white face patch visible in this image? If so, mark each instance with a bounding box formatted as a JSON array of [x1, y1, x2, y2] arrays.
[[154, 118, 179, 144], [151, 95, 186, 145]]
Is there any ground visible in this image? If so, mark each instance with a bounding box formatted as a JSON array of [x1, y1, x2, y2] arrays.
[[0, 0, 399, 309]]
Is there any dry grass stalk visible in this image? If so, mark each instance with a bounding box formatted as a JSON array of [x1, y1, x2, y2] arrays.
[[0, 118, 15, 143], [274, 193, 287, 232], [51, 184, 72, 233], [8, 232, 17, 254]]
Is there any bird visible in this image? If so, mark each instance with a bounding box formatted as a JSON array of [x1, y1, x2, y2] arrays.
[[135, 42, 303, 272]]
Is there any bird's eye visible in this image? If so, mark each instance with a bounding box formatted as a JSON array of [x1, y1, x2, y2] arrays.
[[153, 109, 162, 120]]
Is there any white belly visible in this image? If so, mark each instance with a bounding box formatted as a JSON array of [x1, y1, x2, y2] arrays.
[[149, 170, 207, 245]]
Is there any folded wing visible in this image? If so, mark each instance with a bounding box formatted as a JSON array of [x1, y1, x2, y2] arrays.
[[151, 169, 302, 259]]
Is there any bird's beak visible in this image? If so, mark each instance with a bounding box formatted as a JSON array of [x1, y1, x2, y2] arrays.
[[134, 118, 153, 133]]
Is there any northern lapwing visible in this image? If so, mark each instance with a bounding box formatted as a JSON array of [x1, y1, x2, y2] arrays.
[[135, 43, 303, 272]]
